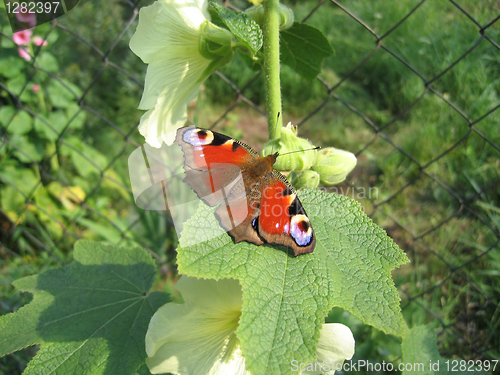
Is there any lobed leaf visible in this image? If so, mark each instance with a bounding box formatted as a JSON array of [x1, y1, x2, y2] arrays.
[[0, 241, 169, 375], [177, 189, 408, 375]]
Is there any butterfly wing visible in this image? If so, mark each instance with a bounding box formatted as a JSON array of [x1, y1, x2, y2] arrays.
[[255, 171, 315, 256], [175, 126, 315, 256], [175, 126, 256, 204], [175, 126, 263, 244]]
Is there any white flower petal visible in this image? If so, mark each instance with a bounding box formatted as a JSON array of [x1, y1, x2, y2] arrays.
[[145, 277, 250, 375], [130, 0, 213, 147], [301, 323, 355, 375], [130, 0, 208, 64]]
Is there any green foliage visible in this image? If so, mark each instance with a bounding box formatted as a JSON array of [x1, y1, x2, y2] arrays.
[[177, 189, 408, 375], [0, 241, 169, 374], [210, 2, 263, 55], [280, 22, 334, 80], [401, 325, 488, 375]]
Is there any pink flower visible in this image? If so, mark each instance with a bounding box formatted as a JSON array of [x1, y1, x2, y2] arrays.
[[18, 47, 31, 61], [16, 11, 37, 28], [33, 36, 47, 47], [32, 84, 41, 93], [13, 30, 32, 46]]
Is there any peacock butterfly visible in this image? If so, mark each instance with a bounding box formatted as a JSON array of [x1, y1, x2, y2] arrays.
[[174, 126, 315, 256]]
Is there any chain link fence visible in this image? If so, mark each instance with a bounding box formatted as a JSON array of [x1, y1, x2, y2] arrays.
[[0, 0, 499, 372]]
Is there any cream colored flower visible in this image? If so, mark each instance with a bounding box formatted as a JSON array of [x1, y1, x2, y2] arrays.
[[130, 0, 232, 147], [145, 276, 355, 375], [146, 276, 250, 374], [300, 323, 355, 375]]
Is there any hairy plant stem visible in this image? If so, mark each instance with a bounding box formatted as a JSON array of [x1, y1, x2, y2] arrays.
[[263, 0, 282, 140]]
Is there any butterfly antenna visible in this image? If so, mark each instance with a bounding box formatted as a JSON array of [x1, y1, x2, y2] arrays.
[[279, 146, 321, 157]]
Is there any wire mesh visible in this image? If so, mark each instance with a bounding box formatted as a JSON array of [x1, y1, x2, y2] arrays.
[[0, 0, 499, 371]]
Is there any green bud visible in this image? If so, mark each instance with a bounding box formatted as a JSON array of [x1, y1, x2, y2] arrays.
[[244, 5, 264, 26], [262, 123, 317, 172], [198, 21, 235, 82], [278, 4, 294, 30], [292, 170, 320, 190], [245, 4, 294, 30], [199, 21, 234, 60], [312, 147, 357, 185]]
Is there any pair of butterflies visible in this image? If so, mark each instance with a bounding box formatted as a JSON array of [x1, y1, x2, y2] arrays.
[[175, 126, 315, 256]]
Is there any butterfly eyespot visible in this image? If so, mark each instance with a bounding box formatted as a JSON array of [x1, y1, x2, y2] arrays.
[[183, 129, 214, 146], [290, 214, 313, 246]]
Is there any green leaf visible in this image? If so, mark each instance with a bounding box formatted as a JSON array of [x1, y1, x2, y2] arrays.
[[0, 241, 170, 375], [0, 166, 38, 196], [36, 52, 59, 73], [47, 79, 81, 108], [1, 26, 15, 48], [236, 49, 261, 71], [10, 135, 45, 163], [34, 111, 67, 141], [207, 8, 226, 29], [401, 325, 488, 375], [0, 50, 24, 78], [177, 189, 408, 375], [6, 74, 27, 96], [280, 22, 334, 80], [60, 136, 108, 177], [0, 107, 32, 135], [209, 2, 263, 54], [66, 103, 86, 129]]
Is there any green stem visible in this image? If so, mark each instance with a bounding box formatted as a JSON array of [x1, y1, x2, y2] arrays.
[[263, 0, 282, 140]]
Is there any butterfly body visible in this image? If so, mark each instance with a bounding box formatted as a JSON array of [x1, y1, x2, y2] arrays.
[[175, 126, 315, 256]]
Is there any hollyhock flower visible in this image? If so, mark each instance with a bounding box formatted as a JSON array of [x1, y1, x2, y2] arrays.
[[13, 30, 32, 46], [130, 0, 234, 147], [18, 47, 31, 61], [300, 323, 355, 375], [145, 276, 355, 374], [33, 36, 48, 46]]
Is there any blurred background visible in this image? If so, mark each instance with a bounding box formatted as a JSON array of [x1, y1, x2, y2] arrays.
[[0, 0, 499, 373]]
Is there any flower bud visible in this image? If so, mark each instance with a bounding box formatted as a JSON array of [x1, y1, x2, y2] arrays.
[[278, 4, 294, 30], [312, 147, 357, 185], [244, 5, 264, 26], [245, 4, 294, 30], [262, 123, 317, 172], [292, 170, 320, 190]]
